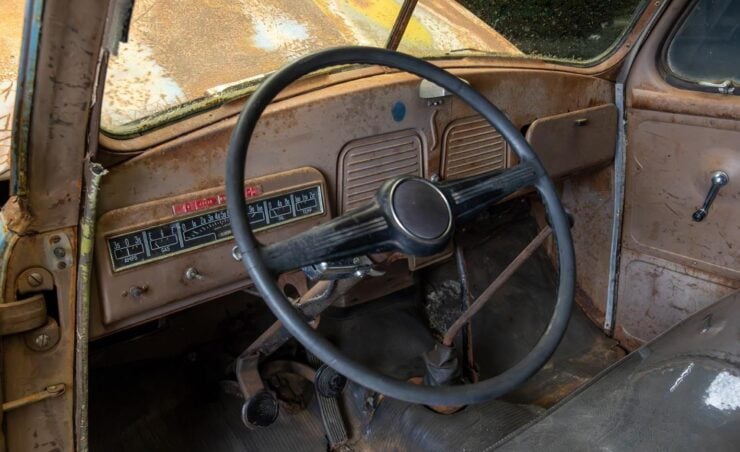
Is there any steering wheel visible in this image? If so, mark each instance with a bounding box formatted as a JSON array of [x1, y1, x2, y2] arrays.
[[226, 47, 575, 407]]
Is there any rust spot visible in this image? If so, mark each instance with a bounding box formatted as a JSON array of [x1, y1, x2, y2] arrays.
[[1, 196, 33, 234]]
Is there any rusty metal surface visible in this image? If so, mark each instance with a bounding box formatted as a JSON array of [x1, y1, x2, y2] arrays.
[[560, 167, 616, 321], [615, 249, 738, 349], [99, 69, 613, 213], [441, 115, 509, 180], [101, 0, 519, 134], [93, 69, 613, 336], [1, 0, 109, 450], [611, 0, 740, 349], [526, 104, 617, 179], [94, 167, 330, 332], [623, 110, 739, 279], [2, 228, 78, 452], [0, 293, 46, 336], [1, 383, 65, 413], [337, 129, 423, 213]]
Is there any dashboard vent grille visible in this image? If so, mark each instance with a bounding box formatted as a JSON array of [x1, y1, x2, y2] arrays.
[[339, 130, 423, 213], [442, 116, 509, 180]]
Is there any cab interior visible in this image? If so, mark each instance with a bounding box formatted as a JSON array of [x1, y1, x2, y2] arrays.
[[1, 0, 738, 451]]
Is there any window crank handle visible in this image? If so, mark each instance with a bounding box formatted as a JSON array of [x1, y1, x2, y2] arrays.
[[692, 171, 728, 222]]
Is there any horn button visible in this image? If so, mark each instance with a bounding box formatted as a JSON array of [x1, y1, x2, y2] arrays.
[[390, 179, 452, 240]]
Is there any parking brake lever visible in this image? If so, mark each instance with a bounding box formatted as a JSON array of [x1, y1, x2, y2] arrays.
[[692, 171, 729, 222]]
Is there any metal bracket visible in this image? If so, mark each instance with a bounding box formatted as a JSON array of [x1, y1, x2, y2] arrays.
[[304, 256, 385, 280], [2, 384, 65, 412]]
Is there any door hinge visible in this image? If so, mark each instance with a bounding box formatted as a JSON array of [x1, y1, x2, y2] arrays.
[[1, 384, 66, 412], [0, 293, 47, 336]]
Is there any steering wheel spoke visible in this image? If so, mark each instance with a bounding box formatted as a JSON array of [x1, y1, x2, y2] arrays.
[[261, 202, 394, 273], [437, 161, 540, 221]]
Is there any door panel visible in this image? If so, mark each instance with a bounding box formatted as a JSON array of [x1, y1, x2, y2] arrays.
[[625, 111, 739, 279], [617, 0, 740, 347]]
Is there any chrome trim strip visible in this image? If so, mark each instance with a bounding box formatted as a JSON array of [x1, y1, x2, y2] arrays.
[[605, 0, 670, 335]]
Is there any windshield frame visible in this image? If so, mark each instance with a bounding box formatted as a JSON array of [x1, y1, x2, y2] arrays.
[[99, 0, 656, 148]]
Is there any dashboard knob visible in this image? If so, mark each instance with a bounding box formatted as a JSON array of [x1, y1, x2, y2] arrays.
[[185, 267, 204, 281]]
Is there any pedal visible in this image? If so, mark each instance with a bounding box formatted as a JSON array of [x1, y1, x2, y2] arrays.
[[308, 357, 349, 449], [242, 390, 279, 428]]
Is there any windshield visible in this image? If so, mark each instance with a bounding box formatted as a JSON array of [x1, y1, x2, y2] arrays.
[[102, 0, 646, 137]]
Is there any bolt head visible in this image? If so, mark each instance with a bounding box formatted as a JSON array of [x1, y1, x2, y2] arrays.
[[53, 247, 66, 258]]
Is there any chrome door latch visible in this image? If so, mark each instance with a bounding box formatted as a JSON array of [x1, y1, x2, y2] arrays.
[[692, 171, 729, 222]]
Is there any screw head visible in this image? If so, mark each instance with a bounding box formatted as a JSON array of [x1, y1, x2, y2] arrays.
[[27, 272, 44, 287], [53, 247, 66, 258], [34, 333, 51, 348]]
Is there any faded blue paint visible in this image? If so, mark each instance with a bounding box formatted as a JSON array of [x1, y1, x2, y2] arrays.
[[10, 0, 44, 195], [391, 101, 406, 122], [0, 216, 8, 255], [0, 215, 16, 304]]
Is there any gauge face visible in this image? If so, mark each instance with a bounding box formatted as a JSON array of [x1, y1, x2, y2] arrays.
[[181, 210, 232, 248], [107, 185, 324, 271]]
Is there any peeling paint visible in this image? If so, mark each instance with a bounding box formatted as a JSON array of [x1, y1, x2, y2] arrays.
[[704, 371, 740, 411]]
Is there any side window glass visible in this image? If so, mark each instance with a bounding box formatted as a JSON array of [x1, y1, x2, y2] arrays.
[[665, 0, 740, 94]]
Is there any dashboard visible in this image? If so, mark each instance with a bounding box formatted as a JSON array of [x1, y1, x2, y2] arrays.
[[94, 168, 330, 330], [91, 68, 616, 338]]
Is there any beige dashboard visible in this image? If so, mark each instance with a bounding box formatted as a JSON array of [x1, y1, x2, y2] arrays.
[[91, 68, 617, 338]]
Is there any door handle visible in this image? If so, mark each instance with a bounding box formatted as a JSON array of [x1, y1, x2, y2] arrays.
[[692, 171, 729, 222]]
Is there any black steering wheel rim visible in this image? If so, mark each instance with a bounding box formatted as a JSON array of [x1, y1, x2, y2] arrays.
[[226, 46, 575, 406]]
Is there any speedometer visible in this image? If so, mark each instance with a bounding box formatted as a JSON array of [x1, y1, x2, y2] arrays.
[[107, 185, 324, 271]]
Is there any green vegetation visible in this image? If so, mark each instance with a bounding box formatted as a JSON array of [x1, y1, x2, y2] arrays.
[[459, 0, 645, 61]]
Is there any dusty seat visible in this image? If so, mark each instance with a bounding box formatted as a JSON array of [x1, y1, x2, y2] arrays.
[[494, 291, 740, 451]]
